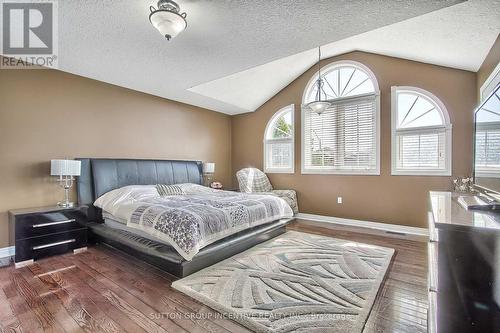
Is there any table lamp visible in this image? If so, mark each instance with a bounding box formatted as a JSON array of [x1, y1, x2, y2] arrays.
[[203, 162, 215, 186], [51, 159, 81, 207]]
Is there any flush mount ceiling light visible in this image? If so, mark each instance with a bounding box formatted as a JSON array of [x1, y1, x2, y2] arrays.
[[306, 46, 331, 114], [149, 0, 187, 40]]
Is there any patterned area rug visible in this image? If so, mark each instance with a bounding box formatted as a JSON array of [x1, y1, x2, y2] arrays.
[[172, 231, 394, 333]]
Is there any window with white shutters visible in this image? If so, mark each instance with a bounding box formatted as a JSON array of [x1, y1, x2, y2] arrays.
[[302, 61, 380, 174], [475, 87, 500, 177], [264, 105, 294, 173], [391, 87, 452, 176], [475, 125, 500, 176]]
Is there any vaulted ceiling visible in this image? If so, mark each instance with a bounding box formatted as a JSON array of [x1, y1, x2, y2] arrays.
[[47, 1, 500, 114]]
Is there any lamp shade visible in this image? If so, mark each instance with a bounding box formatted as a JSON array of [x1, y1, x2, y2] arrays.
[[203, 162, 215, 174], [51, 160, 81, 176], [307, 100, 330, 114], [149, 8, 187, 40]]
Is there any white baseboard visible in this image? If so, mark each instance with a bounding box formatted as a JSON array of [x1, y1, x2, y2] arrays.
[[295, 213, 428, 239], [0, 246, 15, 259]]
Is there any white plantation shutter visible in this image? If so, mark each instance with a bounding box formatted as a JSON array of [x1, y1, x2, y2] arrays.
[[475, 124, 500, 175], [266, 140, 293, 170], [303, 95, 379, 173], [396, 129, 446, 170]]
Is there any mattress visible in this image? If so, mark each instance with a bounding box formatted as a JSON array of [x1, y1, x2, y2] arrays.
[[102, 211, 127, 224], [103, 213, 168, 245]]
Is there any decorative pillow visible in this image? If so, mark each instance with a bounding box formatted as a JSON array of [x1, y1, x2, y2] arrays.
[[156, 184, 185, 196], [236, 168, 273, 193]]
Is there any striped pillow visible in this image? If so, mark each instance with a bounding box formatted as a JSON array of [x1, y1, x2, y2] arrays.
[[156, 184, 185, 196]]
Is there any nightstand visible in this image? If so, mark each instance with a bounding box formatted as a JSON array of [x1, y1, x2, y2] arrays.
[[9, 206, 88, 268]]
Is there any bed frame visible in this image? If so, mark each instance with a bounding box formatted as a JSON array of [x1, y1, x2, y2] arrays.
[[76, 158, 290, 277]]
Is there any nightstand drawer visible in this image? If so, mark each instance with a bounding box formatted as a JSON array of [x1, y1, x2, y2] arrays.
[[14, 228, 87, 263], [15, 210, 86, 240]]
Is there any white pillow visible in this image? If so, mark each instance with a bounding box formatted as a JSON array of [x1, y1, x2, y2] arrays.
[[94, 185, 160, 216], [178, 183, 218, 194]]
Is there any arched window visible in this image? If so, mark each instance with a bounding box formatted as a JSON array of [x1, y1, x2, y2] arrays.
[[391, 86, 452, 176], [302, 61, 380, 174], [264, 105, 294, 173]]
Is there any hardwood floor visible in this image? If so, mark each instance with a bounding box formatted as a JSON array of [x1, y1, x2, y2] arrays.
[[0, 222, 428, 333]]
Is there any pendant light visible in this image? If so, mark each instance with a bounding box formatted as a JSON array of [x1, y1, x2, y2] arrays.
[[306, 46, 330, 114], [149, 0, 187, 40]]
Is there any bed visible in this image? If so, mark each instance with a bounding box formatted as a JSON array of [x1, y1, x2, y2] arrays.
[[76, 158, 294, 277]]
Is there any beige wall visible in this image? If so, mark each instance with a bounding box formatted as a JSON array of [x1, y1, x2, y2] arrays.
[[232, 51, 477, 228], [477, 34, 500, 96], [0, 68, 232, 247], [0, 48, 487, 247]]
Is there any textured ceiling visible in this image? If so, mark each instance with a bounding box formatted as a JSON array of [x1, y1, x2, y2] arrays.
[[191, 0, 500, 112], [40, 0, 469, 115]]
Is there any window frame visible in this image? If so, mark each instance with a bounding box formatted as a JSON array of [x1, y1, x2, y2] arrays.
[[391, 86, 452, 176], [263, 104, 295, 174], [301, 60, 381, 175]]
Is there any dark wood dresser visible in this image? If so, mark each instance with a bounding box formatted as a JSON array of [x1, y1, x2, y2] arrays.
[[428, 192, 500, 333], [9, 206, 88, 267]]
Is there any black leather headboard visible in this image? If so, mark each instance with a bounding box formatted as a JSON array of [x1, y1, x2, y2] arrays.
[[77, 158, 203, 207]]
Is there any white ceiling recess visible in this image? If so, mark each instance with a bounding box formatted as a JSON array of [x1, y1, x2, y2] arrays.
[[190, 0, 500, 113], [45, 0, 467, 115], [188, 48, 319, 113]]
